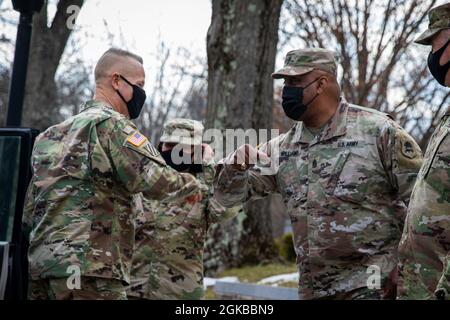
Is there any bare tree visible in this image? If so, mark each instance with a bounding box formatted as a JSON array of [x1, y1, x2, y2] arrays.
[[56, 36, 94, 119], [0, 0, 17, 125], [22, 0, 84, 130], [184, 83, 208, 122], [0, 1, 92, 127], [135, 41, 207, 145], [282, 0, 449, 148], [204, 0, 283, 273], [0, 0, 17, 57], [96, 20, 208, 145], [0, 66, 10, 125]]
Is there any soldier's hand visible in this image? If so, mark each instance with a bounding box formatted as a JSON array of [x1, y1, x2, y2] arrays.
[[224, 144, 270, 171], [201, 143, 215, 163]]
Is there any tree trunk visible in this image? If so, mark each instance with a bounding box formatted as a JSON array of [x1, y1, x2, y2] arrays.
[[22, 0, 84, 130], [204, 0, 283, 274]]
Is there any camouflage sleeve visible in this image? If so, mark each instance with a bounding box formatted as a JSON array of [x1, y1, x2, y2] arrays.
[[206, 197, 242, 225], [423, 126, 450, 300], [213, 144, 278, 208], [213, 162, 249, 208], [179, 158, 239, 224], [98, 118, 201, 200], [435, 253, 450, 300], [22, 140, 41, 239], [201, 157, 216, 186], [247, 139, 279, 199], [203, 172, 241, 224], [378, 121, 423, 207], [22, 177, 37, 239]]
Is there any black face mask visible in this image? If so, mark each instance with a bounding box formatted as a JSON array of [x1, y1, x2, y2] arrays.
[[159, 149, 203, 174], [282, 77, 321, 121], [116, 75, 147, 119], [428, 39, 450, 86]]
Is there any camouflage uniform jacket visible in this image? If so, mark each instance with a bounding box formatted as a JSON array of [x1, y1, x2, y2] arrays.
[[128, 162, 238, 299], [398, 111, 450, 300], [214, 98, 423, 299], [23, 100, 199, 284]]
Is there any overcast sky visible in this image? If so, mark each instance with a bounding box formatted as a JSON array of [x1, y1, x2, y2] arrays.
[[0, 0, 212, 91], [72, 0, 211, 65], [1, 0, 447, 94]]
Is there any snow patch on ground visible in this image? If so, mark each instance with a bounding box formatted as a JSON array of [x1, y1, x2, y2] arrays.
[[204, 272, 298, 289], [257, 272, 299, 287], [204, 276, 239, 289]]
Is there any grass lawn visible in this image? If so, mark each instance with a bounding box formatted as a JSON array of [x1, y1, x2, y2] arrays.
[[205, 262, 297, 299]]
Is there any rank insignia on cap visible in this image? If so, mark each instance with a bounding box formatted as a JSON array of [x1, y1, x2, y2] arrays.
[[127, 132, 147, 147]]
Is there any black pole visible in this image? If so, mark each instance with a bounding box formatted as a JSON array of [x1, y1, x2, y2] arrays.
[[5, 10, 34, 127]]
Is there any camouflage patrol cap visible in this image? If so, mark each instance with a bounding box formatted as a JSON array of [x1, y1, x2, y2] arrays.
[[160, 118, 204, 146], [415, 3, 450, 45], [272, 48, 338, 79]]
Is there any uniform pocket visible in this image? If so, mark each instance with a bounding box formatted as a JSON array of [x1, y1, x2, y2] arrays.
[[324, 150, 350, 195], [276, 158, 305, 210], [328, 149, 372, 204]]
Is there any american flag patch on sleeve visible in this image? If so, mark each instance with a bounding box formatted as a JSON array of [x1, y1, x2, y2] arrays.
[[127, 132, 147, 147]]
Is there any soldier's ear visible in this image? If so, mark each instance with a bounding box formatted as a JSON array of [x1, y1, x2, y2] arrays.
[[111, 73, 121, 90], [316, 76, 328, 94]]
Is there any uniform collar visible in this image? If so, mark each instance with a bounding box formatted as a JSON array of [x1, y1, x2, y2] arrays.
[[80, 100, 115, 113], [445, 105, 450, 117], [292, 97, 349, 145]]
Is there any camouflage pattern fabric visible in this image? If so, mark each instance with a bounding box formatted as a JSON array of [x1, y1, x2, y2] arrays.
[[203, 206, 247, 275], [317, 287, 384, 300], [213, 98, 423, 299], [128, 162, 239, 300], [160, 118, 204, 146], [398, 112, 450, 300], [22, 100, 201, 289], [272, 48, 338, 78], [29, 277, 127, 300], [415, 3, 450, 45]]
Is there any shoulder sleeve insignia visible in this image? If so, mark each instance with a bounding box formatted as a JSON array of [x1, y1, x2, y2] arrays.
[[144, 143, 161, 157], [394, 129, 423, 169], [398, 131, 421, 160], [401, 140, 417, 159], [127, 131, 147, 147]]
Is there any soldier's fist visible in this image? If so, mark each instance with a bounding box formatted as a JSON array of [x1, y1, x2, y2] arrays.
[[224, 144, 270, 171], [201, 143, 215, 163]]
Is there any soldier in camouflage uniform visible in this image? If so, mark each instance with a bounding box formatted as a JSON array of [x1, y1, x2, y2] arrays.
[[127, 119, 238, 300], [213, 48, 423, 299], [397, 3, 450, 300], [23, 49, 201, 300]]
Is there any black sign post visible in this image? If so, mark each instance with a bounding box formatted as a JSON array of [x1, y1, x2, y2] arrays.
[[0, 1, 44, 300], [5, 0, 45, 127]]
